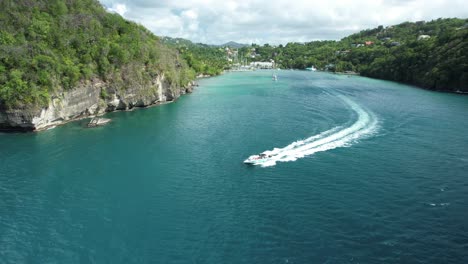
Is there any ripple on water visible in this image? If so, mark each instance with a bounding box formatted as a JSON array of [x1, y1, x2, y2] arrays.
[[1, 71, 468, 263]]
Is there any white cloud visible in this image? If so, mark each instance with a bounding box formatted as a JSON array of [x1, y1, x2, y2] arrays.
[[182, 9, 198, 20], [99, 0, 468, 44], [106, 3, 128, 16]]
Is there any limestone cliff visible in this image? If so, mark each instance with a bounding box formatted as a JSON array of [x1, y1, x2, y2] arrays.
[[0, 73, 194, 131], [0, 0, 198, 131]]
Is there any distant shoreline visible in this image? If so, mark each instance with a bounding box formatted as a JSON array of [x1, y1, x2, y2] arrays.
[[226, 68, 467, 95]]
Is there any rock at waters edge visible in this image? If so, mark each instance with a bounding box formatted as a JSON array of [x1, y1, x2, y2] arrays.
[[0, 74, 196, 132]]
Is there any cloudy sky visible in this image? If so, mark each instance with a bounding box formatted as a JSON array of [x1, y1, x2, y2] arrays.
[[99, 0, 468, 45]]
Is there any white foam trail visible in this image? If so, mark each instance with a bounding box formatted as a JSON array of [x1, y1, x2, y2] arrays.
[[262, 126, 342, 156], [248, 94, 378, 167]]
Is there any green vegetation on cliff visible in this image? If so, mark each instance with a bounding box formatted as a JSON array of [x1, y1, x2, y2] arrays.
[[162, 37, 229, 76], [1, 1, 465, 111], [240, 18, 468, 92], [0, 0, 195, 109]]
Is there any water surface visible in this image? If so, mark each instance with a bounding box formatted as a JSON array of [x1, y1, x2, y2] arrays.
[[1, 71, 468, 263]]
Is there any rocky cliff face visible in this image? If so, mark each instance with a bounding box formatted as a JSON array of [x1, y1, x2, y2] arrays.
[[0, 74, 194, 131]]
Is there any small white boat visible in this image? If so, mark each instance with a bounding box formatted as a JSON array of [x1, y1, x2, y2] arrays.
[[305, 66, 317, 71], [244, 153, 272, 165], [87, 117, 111, 128]]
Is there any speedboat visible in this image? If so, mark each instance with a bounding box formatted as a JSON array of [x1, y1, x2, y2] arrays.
[[244, 153, 272, 165]]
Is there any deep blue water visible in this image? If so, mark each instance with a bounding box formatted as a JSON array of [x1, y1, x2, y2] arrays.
[[1, 71, 468, 263]]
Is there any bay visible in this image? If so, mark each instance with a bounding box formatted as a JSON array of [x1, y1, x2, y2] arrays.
[[1, 71, 468, 263]]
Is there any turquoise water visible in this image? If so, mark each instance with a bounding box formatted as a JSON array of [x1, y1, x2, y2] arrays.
[[1, 71, 468, 263]]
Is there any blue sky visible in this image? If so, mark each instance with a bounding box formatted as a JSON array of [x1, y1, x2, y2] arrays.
[[99, 0, 468, 44]]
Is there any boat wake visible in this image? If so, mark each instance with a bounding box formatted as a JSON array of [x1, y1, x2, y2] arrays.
[[245, 94, 378, 167]]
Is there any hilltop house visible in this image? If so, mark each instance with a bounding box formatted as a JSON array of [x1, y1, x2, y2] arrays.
[[417, 35, 431, 40], [352, 43, 365, 48]]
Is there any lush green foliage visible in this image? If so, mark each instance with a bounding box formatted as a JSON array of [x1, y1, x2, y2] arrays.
[[0, 0, 194, 109], [1, 2, 465, 110], [240, 18, 468, 92], [163, 37, 229, 76]]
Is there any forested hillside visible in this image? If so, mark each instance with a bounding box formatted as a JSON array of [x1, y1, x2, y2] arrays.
[[162, 37, 229, 76], [0, 0, 194, 109], [241, 18, 468, 92], [1, 0, 465, 110]]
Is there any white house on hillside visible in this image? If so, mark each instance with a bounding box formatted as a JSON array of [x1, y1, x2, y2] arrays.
[[418, 35, 431, 40]]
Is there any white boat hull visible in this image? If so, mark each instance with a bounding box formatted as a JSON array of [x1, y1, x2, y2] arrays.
[[243, 154, 270, 165]]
